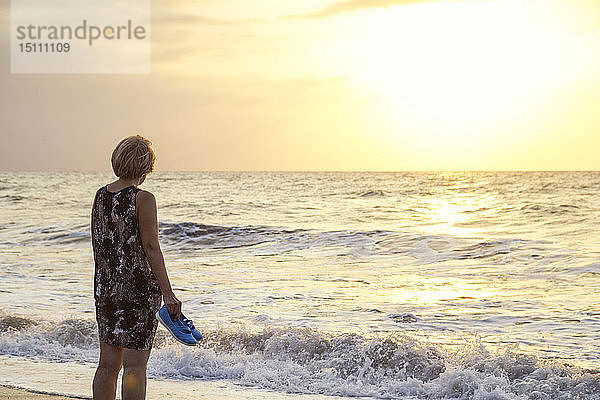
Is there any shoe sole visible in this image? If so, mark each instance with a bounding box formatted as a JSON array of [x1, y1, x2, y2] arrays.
[[156, 311, 197, 346]]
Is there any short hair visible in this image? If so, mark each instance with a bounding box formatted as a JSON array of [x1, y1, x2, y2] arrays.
[[111, 135, 156, 179]]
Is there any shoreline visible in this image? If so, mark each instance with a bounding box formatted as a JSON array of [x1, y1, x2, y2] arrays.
[[0, 385, 85, 400]]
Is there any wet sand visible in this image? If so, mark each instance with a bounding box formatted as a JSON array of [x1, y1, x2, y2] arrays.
[[0, 385, 79, 399]]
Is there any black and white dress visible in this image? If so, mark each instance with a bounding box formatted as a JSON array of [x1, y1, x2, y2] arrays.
[[91, 185, 162, 350]]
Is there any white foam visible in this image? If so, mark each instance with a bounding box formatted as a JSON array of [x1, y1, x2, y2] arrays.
[[1, 316, 597, 399]]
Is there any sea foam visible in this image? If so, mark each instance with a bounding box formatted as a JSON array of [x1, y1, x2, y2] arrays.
[[0, 313, 597, 399]]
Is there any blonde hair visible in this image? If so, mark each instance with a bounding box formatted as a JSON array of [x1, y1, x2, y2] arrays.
[[111, 135, 156, 179]]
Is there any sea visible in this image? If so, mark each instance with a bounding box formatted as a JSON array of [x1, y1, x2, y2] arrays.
[[0, 171, 598, 399]]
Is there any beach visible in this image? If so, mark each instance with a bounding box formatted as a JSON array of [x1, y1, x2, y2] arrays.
[[0, 386, 72, 400], [0, 354, 359, 400], [0, 171, 599, 399], [0, 386, 67, 400]]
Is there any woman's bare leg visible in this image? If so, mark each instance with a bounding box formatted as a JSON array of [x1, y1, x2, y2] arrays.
[[122, 347, 151, 400], [93, 341, 123, 400]]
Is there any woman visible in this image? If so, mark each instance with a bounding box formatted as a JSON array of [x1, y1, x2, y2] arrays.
[[91, 135, 181, 400]]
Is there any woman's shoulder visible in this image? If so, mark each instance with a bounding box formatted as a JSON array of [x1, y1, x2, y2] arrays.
[[136, 189, 156, 207], [135, 190, 157, 219]]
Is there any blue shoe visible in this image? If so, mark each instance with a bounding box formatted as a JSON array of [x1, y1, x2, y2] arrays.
[[181, 313, 202, 341], [156, 306, 197, 346]]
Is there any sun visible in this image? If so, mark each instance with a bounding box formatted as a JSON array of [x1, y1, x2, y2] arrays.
[[339, 0, 568, 133]]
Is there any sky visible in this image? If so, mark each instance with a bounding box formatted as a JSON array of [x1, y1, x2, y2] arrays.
[[1, 0, 599, 171]]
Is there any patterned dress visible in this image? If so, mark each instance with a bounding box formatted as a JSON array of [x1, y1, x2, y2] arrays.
[[91, 184, 162, 350]]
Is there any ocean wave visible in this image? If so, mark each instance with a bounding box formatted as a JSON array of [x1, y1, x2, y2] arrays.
[[407, 236, 567, 265], [14, 224, 91, 246], [519, 203, 584, 216], [357, 190, 388, 198], [157, 221, 391, 256], [0, 313, 598, 399], [3, 220, 568, 265], [0, 194, 26, 202], [0, 315, 98, 363], [156, 222, 566, 265]]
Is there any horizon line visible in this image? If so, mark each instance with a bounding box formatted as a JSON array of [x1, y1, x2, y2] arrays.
[[1, 169, 599, 173]]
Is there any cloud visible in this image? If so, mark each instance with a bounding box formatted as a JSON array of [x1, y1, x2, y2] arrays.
[[152, 13, 243, 26], [290, 0, 453, 18]]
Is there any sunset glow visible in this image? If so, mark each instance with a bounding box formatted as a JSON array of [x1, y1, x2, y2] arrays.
[[2, 0, 600, 171]]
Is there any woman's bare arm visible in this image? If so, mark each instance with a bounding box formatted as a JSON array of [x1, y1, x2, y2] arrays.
[[137, 190, 182, 321]]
